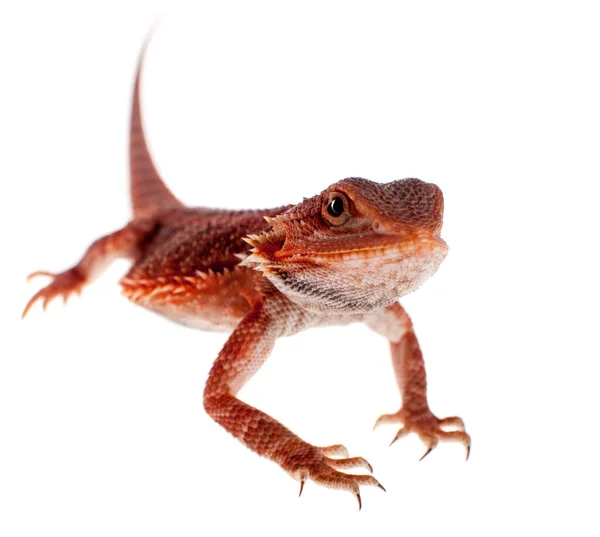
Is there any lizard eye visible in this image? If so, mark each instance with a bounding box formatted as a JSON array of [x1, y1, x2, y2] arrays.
[[328, 197, 345, 217], [322, 192, 351, 225]]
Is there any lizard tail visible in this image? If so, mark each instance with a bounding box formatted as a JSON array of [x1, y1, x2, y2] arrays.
[[129, 32, 183, 219]]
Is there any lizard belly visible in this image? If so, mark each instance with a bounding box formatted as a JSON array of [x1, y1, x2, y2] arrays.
[[120, 268, 258, 332], [148, 306, 242, 332]]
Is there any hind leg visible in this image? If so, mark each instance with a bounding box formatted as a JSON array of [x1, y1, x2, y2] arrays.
[[22, 219, 155, 318]]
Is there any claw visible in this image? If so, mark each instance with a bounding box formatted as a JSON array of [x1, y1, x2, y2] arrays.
[[466, 444, 471, 461], [298, 469, 308, 497], [356, 492, 362, 511], [419, 446, 434, 461], [377, 483, 386, 492], [389, 427, 409, 447]]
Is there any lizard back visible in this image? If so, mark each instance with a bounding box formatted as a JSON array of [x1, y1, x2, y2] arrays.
[[120, 206, 289, 330]]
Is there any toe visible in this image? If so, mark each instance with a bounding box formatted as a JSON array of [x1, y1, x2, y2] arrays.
[[27, 271, 55, 282], [22, 291, 44, 319], [42, 294, 53, 311], [389, 426, 409, 446], [319, 444, 349, 458], [439, 430, 471, 460], [374, 411, 403, 430], [417, 434, 439, 461], [353, 474, 384, 489], [327, 456, 373, 473], [438, 416, 465, 431]]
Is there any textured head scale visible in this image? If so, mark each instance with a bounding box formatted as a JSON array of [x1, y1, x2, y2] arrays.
[[243, 177, 448, 313]]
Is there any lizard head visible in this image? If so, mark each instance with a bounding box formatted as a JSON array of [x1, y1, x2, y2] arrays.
[[243, 177, 448, 313]]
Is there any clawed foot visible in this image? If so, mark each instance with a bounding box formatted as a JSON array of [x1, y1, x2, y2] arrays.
[[22, 268, 86, 319], [374, 408, 470, 461], [284, 443, 385, 510]]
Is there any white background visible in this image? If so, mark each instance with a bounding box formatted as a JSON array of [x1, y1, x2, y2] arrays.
[[1, 1, 599, 535]]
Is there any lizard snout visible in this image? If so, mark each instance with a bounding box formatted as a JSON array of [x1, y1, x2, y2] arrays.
[[374, 178, 445, 235]]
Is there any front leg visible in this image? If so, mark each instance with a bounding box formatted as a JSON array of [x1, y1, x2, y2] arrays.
[[365, 302, 470, 460], [203, 293, 383, 507]]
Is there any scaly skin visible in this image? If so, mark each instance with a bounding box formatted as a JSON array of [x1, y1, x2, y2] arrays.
[[23, 36, 469, 509]]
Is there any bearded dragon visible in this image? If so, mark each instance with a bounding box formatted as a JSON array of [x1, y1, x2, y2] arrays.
[[23, 38, 469, 509]]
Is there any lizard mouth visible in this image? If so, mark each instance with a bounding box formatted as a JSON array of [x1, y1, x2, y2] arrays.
[[284, 232, 448, 265], [308, 236, 446, 261]]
